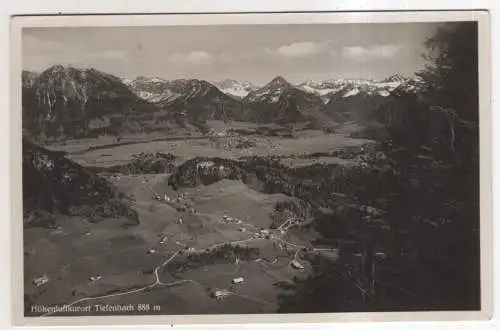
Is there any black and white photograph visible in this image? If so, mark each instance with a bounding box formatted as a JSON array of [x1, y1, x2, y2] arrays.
[[12, 11, 490, 323]]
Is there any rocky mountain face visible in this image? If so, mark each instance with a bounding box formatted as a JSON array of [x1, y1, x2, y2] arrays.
[[22, 138, 138, 228], [22, 70, 39, 88], [22, 65, 160, 141]]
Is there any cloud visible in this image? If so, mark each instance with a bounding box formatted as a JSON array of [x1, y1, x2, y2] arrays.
[[342, 45, 402, 60], [277, 42, 326, 58], [170, 51, 214, 65], [187, 51, 212, 63]]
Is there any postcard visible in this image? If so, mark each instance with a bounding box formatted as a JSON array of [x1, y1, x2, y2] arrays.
[[10, 10, 491, 326]]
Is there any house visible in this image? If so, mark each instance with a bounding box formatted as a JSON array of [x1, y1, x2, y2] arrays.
[[212, 289, 231, 300], [160, 237, 168, 244], [290, 260, 304, 270], [238, 228, 246, 233], [89, 275, 102, 281], [164, 194, 170, 201], [32, 275, 49, 287], [148, 248, 156, 254], [177, 218, 183, 225], [231, 277, 245, 284]]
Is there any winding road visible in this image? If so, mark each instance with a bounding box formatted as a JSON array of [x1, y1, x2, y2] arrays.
[[40, 209, 336, 317]]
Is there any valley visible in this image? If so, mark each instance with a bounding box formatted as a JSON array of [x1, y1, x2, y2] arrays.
[[20, 66, 422, 315], [23, 122, 365, 316]]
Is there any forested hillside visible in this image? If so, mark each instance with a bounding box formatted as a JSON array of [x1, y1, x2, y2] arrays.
[[275, 22, 480, 312]]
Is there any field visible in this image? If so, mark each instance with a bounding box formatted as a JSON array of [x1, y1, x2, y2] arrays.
[[44, 121, 370, 168], [24, 122, 367, 316]]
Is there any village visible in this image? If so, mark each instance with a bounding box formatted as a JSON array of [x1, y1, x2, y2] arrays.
[[32, 179, 340, 304]]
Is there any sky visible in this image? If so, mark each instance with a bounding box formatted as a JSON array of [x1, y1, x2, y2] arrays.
[[22, 23, 444, 85]]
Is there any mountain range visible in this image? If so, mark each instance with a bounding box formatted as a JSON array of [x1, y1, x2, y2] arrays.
[[22, 65, 168, 140], [22, 65, 422, 140]]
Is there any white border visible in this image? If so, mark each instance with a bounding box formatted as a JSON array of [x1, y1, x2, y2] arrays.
[[9, 10, 492, 327]]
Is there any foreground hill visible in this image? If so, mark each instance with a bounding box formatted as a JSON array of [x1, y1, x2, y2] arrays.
[[23, 138, 138, 228]]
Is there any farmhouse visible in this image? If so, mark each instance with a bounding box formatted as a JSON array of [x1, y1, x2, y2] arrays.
[[32, 275, 49, 287], [212, 289, 231, 300], [231, 277, 245, 284]]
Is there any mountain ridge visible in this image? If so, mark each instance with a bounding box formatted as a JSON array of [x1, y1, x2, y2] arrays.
[[22, 65, 185, 141], [22, 66, 422, 139]]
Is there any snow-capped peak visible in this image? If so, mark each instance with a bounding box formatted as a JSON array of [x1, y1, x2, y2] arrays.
[[125, 76, 180, 103], [382, 73, 407, 83], [296, 74, 417, 100], [268, 76, 292, 89], [212, 79, 259, 99], [243, 76, 294, 103]]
